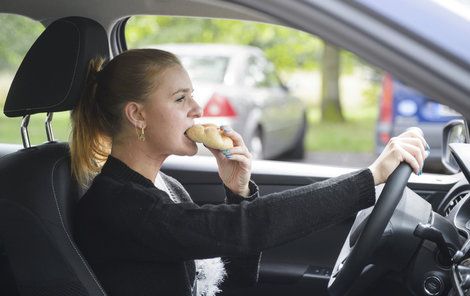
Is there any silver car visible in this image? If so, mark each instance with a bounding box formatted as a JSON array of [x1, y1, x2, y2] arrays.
[[151, 44, 307, 159]]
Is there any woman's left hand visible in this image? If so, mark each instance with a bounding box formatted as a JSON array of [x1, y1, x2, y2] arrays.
[[207, 126, 252, 197]]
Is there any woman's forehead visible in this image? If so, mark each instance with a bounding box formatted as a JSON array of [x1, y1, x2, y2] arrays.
[[156, 65, 193, 95]]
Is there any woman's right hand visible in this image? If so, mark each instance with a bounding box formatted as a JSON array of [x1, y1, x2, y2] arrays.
[[368, 127, 429, 185], [206, 126, 252, 197]]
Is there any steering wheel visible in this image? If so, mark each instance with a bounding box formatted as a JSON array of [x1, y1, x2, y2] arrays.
[[327, 162, 413, 296]]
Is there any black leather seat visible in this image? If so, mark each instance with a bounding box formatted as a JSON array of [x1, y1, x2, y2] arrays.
[[0, 16, 109, 296]]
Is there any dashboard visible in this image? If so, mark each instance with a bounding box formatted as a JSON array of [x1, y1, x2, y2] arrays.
[[440, 143, 470, 295]]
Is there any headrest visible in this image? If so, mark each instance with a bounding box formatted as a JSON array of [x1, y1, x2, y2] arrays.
[[4, 16, 109, 117]]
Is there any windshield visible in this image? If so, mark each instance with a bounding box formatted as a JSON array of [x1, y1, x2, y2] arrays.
[[355, 0, 470, 63], [179, 55, 229, 83]]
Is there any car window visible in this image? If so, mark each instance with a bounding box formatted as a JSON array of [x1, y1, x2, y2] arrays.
[[244, 55, 281, 88], [179, 55, 228, 83], [263, 62, 282, 88], [0, 14, 72, 145], [124, 15, 459, 173], [245, 56, 268, 87]]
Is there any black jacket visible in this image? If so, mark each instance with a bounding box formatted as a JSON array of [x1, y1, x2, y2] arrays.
[[74, 155, 375, 295]]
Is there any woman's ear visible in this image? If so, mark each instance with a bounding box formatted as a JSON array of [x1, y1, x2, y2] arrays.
[[123, 101, 146, 128]]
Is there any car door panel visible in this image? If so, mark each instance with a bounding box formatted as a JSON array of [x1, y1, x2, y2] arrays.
[[164, 158, 457, 295], [174, 179, 343, 296], [0, 148, 456, 296]]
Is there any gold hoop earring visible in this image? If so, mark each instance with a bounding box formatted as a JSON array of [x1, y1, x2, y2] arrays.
[[137, 126, 146, 141]]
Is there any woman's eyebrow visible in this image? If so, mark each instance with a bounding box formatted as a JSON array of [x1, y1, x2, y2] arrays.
[[171, 88, 193, 96]]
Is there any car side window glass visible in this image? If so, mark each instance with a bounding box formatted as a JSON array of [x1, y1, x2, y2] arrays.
[[124, 15, 461, 173], [0, 14, 71, 145], [245, 55, 282, 88], [247, 56, 282, 88], [263, 62, 281, 88], [245, 56, 269, 88]]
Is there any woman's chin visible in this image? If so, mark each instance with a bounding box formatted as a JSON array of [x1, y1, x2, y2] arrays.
[[180, 142, 198, 156], [187, 147, 198, 156]]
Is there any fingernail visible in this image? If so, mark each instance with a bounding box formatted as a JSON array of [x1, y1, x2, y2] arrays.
[[425, 143, 430, 151], [221, 126, 232, 133], [418, 170, 422, 176], [425, 150, 430, 159], [222, 149, 230, 154]]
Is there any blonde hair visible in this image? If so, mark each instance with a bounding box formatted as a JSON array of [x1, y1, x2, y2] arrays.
[[70, 49, 181, 187]]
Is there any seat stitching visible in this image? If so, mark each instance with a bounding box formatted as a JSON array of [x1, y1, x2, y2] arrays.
[[51, 156, 106, 295]]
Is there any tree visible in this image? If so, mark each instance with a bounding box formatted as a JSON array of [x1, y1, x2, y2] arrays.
[[125, 16, 323, 72], [126, 16, 361, 123], [0, 15, 44, 72], [320, 42, 344, 122]]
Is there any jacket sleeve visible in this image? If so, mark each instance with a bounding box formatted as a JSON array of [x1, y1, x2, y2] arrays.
[[224, 180, 259, 203], [118, 168, 375, 261]]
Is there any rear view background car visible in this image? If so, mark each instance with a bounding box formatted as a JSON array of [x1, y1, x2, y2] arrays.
[[152, 44, 307, 160], [376, 73, 461, 172]]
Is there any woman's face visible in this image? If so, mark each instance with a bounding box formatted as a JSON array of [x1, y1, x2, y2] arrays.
[[142, 64, 202, 157]]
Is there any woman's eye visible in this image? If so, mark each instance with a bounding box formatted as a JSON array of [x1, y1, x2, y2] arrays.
[[176, 96, 185, 102]]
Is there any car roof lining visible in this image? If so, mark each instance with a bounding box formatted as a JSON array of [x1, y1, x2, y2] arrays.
[[0, 0, 275, 28]]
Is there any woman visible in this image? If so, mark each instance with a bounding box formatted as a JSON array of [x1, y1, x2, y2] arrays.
[[72, 49, 428, 296]]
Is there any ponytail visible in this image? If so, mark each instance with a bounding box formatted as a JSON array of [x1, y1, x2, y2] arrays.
[[70, 57, 111, 187]]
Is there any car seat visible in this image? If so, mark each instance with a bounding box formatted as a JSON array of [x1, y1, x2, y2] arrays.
[[0, 16, 109, 296]]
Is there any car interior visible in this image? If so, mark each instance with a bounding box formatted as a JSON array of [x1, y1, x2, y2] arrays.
[[0, 16, 109, 295], [1, 1, 470, 296]]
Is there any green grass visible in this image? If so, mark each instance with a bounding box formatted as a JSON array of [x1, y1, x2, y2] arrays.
[[0, 111, 71, 144], [0, 74, 73, 145], [305, 105, 377, 153]]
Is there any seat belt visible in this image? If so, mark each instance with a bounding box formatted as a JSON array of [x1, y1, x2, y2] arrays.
[[192, 280, 198, 296]]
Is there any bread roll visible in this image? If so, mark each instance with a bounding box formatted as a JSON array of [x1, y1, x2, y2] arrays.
[[185, 124, 234, 150]]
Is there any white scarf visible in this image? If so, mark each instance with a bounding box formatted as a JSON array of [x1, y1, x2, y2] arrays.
[[194, 258, 227, 296], [155, 173, 227, 296]]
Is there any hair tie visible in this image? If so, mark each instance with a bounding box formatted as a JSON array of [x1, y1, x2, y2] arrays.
[[89, 69, 101, 85], [88, 58, 108, 85]]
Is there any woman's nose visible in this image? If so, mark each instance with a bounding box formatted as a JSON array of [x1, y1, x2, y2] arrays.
[[189, 99, 203, 118]]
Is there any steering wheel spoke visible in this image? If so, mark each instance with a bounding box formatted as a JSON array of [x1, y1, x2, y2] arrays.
[[328, 163, 413, 296]]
